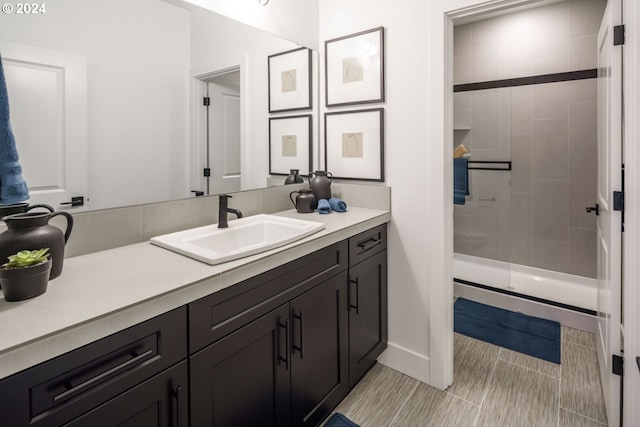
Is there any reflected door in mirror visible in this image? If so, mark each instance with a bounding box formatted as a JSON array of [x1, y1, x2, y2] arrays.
[[1, 42, 87, 211]]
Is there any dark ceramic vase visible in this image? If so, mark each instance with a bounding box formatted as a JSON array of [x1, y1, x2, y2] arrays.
[[0, 258, 51, 302], [308, 171, 333, 202], [0, 211, 73, 280], [284, 169, 304, 185]]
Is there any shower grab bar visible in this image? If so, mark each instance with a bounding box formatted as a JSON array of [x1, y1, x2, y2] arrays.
[[467, 161, 511, 171]]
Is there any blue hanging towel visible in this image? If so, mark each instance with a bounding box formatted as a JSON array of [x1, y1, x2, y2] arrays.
[[453, 158, 469, 205], [0, 54, 29, 205]]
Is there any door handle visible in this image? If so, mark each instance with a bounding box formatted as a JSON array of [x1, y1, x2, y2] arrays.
[[349, 277, 359, 315], [60, 196, 84, 207], [172, 385, 183, 427], [277, 319, 289, 370], [585, 204, 599, 215], [292, 310, 304, 360]]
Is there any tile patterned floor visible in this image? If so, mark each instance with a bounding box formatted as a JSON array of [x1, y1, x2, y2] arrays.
[[328, 326, 607, 427]]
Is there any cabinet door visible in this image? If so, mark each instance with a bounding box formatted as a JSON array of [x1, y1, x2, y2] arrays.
[[348, 251, 388, 388], [64, 361, 188, 427], [290, 272, 349, 427], [190, 304, 291, 427]]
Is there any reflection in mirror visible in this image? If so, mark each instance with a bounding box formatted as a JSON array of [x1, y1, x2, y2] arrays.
[[0, 0, 315, 212]]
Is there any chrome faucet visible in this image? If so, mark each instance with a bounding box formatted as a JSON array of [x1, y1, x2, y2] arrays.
[[218, 194, 243, 228]]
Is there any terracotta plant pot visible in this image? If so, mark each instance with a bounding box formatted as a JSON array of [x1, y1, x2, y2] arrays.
[[0, 259, 51, 302]]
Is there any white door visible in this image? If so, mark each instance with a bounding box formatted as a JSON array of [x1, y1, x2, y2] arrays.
[[596, 1, 623, 425], [206, 74, 241, 195], [0, 42, 87, 211]]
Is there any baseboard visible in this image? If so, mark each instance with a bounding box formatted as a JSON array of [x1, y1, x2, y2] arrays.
[[377, 342, 430, 384], [454, 281, 597, 333]]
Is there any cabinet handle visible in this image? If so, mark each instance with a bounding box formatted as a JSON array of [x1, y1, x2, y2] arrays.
[[173, 385, 183, 427], [357, 238, 382, 251], [278, 319, 289, 370], [349, 277, 360, 315], [53, 349, 154, 403], [292, 310, 304, 360]]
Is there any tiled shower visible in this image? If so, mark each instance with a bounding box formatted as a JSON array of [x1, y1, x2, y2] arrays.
[[453, 0, 606, 281]]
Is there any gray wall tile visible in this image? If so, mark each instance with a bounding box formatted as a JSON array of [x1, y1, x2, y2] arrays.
[[569, 35, 598, 70], [533, 83, 569, 120], [510, 192, 533, 253], [533, 119, 569, 180], [568, 227, 597, 278], [533, 238, 569, 272], [568, 0, 607, 38], [62, 207, 142, 258], [533, 179, 569, 241], [511, 86, 533, 135], [140, 196, 218, 241]]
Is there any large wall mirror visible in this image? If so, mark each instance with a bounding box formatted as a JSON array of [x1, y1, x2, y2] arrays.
[[0, 0, 318, 212]]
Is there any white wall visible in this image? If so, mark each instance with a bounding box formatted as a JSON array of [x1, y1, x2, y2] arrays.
[[190, 8, 304, 191], [0, 0, 191, 210], [183, 0, 319, 50], [319, 0, 433, 384], [319, 0, 612, 390]]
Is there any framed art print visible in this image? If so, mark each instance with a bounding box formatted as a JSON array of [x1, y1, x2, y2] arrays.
[[269, 114, 312, 175], [325, 27, 385, 107], [268, 47, 312, 113], [324, 108, 384, 181]]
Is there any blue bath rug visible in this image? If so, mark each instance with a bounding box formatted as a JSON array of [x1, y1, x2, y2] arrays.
[[454, 298, 561, 364], [324, 413, 360, 427]]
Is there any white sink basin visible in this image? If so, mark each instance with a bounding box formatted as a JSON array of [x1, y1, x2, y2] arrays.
[[150, 214, 324, 265]]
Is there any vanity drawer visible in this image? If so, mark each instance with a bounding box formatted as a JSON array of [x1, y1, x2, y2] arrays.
[[349, 224, 387, 267], [0, 307, 187, 426], [189, 240, 348, 353]]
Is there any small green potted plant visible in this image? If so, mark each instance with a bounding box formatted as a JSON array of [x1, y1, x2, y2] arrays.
[[0, 248, 52, 302]]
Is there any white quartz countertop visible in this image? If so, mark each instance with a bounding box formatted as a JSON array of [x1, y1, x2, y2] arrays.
[[0, 207, 390, 379]]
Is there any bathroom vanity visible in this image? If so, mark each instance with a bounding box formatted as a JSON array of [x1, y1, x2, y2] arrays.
[[0, 207, 389, 427]]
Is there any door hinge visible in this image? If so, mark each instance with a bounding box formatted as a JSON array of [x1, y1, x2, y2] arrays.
[[613, 191, 624, 211], [613, 354, 624, 376], [614, 25, 625, 46], [203, 168, 211, 177], [203, 97, 210, 106]]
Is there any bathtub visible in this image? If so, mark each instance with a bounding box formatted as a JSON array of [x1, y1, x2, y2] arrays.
[[453, 253, 598, 331]]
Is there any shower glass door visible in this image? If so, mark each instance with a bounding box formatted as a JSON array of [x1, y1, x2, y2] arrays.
[[453, 87, 512, 290]]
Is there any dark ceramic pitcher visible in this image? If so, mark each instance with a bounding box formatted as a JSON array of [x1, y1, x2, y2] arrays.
[[290, 189, 316, 213], [0, 202, 54, 219], [0, 211, 74, 279]]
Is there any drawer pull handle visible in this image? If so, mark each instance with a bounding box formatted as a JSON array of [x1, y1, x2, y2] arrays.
[[278, 319, 290, 370], [349, 277, 360, 315], [292, 310, 304, 360], [357, 238, 382, 251], [173, 385, 184, 427], [53, 349, 154, 402]]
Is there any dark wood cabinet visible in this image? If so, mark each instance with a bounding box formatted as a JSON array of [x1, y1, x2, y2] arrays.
[[190, 304, 291, 427], [290, 272, 349, 427], [0, 224, 388, 427], [347, 225, 388, 388], [0, 307, 187, 427], [189, 241, 350, 427], [64, 361, 188, 427]]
